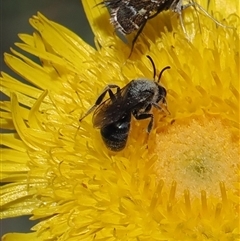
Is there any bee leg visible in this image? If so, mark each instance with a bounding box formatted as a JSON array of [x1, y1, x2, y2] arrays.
[[134, 113, 154, 133], [96, 84, 121, 104], [152, 102, 170, 115], [79, 84, 120, 121]]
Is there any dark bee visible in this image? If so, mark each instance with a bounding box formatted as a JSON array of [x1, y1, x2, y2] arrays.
[[103, 0, 231, 51], [79, 56, 170, 151]]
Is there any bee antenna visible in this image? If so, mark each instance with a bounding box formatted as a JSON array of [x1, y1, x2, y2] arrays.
[[157, 66, 171, 83], [146, 55, 156, 80]]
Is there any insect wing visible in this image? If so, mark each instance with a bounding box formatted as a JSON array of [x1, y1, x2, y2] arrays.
[[92, 85, 130, 128], [104, 0, 160, 34], [104, 0, 123, 8], [92, 81, 156, 128]]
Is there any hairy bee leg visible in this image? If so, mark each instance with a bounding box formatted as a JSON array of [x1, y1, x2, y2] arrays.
[[134, 113, 154, 133], [152, 102, 170, 115], [96, 84, 121, 104], [79, 84, 120, 121]]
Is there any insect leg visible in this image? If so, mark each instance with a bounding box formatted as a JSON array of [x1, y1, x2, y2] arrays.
[[96, 84, 120, 104], [152, 102, 170, 115], [129, 4, 172, 57], [129, 20, 147, 57], [79, 84, 120, 121], [174, 0, 233, 35], [134, 112, 154, 133], [173, 0, 188, 36], [191, 1, 234, 29]]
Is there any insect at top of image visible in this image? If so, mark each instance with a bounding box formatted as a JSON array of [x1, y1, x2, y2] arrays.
[[102, 0, 232, 52], [79, 56, 170, 152]]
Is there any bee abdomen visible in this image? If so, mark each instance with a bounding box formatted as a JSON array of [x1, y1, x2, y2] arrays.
[[100, 114, 131, 151]]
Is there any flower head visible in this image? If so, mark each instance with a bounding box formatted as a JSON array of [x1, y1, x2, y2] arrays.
[[1, 0, 239, 240]]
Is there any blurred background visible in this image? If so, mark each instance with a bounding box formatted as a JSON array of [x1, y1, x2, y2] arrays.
[[0, 0, 93, 237]]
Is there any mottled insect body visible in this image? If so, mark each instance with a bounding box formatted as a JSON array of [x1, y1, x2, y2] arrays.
[[103, 0, 232, 51], [79, 56, 170, 151], [104, 0, 178, 35]]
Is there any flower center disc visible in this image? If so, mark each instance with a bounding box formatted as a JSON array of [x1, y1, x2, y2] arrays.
[[154, 115, 239, 198]]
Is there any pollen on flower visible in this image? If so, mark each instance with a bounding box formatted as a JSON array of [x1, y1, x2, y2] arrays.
[[154, 115, 239, 199]]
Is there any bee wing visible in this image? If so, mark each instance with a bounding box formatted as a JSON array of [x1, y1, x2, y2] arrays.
[[92, 86, 130, 128], [93, 81, 155, 128]]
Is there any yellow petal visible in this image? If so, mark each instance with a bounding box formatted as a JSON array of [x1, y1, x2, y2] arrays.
[[82, 0, 115, 47]]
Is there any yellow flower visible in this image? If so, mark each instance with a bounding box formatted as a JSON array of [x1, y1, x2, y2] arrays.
[[1, 0, 239, 240]]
